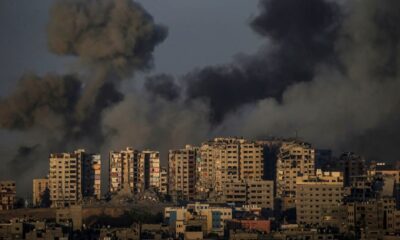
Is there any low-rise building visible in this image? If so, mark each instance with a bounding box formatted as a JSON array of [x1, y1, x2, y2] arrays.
[[164, 202, 232, 237], [0, 219, 24, 239], [226, 219, 271, 234], [273, 225, 338, 240]]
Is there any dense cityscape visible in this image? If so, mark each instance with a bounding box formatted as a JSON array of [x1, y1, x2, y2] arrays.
[[1, 0, 400, 239], [1, 137, 400, 239]]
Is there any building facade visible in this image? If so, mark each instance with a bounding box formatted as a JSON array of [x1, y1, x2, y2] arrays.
[[159, 167, 168, 195], [49, 149, 101, 207], [0, 181, 16, 211], [276, 141, 315, 209], [296, 170, 344, 225], [82, 154, 101, 199], [164, 202, 232, 237], [340, 152, 367, 187], [109, 148, 160, 194], [223, 180, 274, 209], [168, 145, 197, 200], [197, 137, 265, 194], [346, 197, 396, 238], [33, 178, 49, 207]]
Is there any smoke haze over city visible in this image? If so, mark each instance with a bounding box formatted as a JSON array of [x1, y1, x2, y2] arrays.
[[1, 0, 400, 195]]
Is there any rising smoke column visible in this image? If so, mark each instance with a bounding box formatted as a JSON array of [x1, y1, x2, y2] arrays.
[[0, 0, 167, 193], [220, 0, 400, 162], [47, 0, 167, 132], [143, 0, 400, 163], [183, 0, 340, 123]]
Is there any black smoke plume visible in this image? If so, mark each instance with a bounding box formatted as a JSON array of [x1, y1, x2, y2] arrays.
[[184, 0, 340, 123], [219, 0, 400, 163], [145, 74, 181, 101]]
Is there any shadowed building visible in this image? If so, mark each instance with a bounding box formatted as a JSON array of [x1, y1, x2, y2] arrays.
[[0, 181, 16, 211], [33, 178, 49, 207], [168, 145, 198, 200]]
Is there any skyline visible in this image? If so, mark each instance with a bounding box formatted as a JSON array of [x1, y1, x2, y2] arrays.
[[1, 0, 400, 196]]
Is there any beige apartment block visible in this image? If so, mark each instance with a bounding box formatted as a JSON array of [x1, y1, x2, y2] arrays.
[[197, 137, 265, 194], [168, 145, 197, 200], [240, 142, 265, 181], [33, 178, 49, 207], [109, 147, 160, 194], [296, 170, 344, 225], [49, 149, 101, 208], [223, 180, 274, 209], [0, 181, 16, 211], [276, 141, 315, 206]]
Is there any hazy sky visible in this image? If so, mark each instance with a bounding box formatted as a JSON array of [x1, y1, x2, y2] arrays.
[[0, 0, 262, 95]]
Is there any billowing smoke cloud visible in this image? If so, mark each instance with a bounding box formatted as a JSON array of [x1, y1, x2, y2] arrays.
[[46, 0, 167, 125], [218, 0, 400, 162], [0, 73, 81, 131], [102, 93, 210, 157], [48, 0, 167, 75], [145, 74, 181, 101], [183, 0, 340, 123], [0, 0, 167, 194], [136, 0, 400, 164]]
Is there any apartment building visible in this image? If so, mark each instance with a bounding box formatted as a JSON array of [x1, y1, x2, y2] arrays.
[[346, 197, 396, 238], [109, 148, 160, 194], [296, 170, 344, 225], [240, 142, 265, 181], [33, 178, 49, 207], [141, 150, 161, 190], [340, 152, 367, 187], [0, 181, 16, 210], [159, 167, 168, 194], [223, 180, 274, 209], [109, 147, 139, 193], [168, 145, 197, 200], [276, 141, 315, 208], [370, 168, 400, 209], [197, 137, 265, 194], [82, 154, 101, 199], [49, 149, 101, 207]]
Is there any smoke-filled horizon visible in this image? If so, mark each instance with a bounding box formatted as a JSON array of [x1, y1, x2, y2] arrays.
[[1, 0, 400, 196]]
